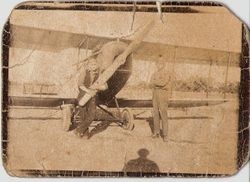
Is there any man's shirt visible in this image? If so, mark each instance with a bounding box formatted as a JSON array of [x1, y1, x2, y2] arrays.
[[149, 68, 171, 91], [78, 67, 99, 88]]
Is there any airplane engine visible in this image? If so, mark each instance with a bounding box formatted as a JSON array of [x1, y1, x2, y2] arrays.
[[96, 41, 133, 104]]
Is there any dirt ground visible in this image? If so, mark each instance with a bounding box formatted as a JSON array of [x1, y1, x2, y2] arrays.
[[5, 101, 238, 176]]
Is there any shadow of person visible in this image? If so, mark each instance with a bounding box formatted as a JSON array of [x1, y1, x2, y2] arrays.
[[123, 148, 160, 173]]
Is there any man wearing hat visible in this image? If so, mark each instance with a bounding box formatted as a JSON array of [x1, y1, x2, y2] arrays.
[[149, 55, 171, 142], [75, 58, 107, 137]]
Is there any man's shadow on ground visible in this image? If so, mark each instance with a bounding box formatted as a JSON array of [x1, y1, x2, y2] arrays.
[[123, 148, 160, 173]]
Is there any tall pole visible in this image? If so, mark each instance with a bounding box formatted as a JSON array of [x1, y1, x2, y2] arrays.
[[170, 46, 177, 98], [223, 52, 231, 99], [206, 59, 212, 98]]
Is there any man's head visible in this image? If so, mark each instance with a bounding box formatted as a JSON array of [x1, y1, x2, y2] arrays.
[[156, 54, 165, 70], [87, 58, 99, 71], [137, 148, 149, 159]]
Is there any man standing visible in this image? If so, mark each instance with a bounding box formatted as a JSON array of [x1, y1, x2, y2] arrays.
[[75, 58, 107, 138], [149, 55, 171, 142]]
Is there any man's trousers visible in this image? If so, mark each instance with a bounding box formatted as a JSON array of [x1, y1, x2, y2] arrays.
[[152, 89, 169, 137]]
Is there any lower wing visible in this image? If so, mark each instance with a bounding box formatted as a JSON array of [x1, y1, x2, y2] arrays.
[[8, 96, 228, 108]]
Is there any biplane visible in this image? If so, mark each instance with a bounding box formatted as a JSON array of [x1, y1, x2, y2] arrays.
[[6, 2, 240, 131]]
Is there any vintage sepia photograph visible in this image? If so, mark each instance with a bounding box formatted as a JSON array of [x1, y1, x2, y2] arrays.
[[1, 1, 249, 177]]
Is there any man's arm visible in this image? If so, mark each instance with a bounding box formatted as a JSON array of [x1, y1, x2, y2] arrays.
[[78, 67, 86, 88], [78, 68, 109, 96], [149, 73, 156, 88], [79, 85, 90, 92], [78, 68, 93, 94], [90, 82, 108, 91]]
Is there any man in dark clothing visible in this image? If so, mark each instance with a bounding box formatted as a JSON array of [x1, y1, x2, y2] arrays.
[[75, 58, 107, 137], [149, 55, 171, 142]]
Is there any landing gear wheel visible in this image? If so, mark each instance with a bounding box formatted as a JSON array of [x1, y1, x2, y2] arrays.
[[121, 108, 135, 131]]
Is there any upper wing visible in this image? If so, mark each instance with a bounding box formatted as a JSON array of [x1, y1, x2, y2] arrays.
[[134, 42, 240, 67], [10, 24, 113, 52], [10, 24, 240, 66]]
